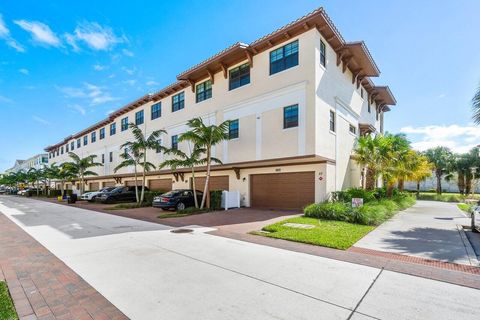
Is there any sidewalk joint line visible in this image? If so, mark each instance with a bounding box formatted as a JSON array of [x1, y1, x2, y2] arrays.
[[347, 267, 384, 320]]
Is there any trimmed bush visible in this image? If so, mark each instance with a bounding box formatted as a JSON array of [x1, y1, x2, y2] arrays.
[[304, 202, 350, 221], [143, 190, 167, 205], [332, 188, 376, 203], [304, 193, 416, 226], [210, 190, 222, 209]]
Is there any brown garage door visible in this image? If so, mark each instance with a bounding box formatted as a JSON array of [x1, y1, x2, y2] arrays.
[[250, 172, 315, 209], [103, 181, 116, 187], [89, 182, 99, 191], [125, 180, 142, 187], [148, 179, 172, 191], [192, 176, 229, 191]]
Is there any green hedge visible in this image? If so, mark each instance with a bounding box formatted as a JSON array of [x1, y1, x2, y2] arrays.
[[304, 194, 416, 226]]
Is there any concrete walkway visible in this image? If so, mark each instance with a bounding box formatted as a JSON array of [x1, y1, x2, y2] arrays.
[[354, 200, 474, 265], [1, 195, 479, 320]]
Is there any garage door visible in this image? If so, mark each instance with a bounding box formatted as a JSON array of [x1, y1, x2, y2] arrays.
[[250, 172, 315, 209], [192, 176, 229, 191], [148, 179, 172, 191], [125, 180, 142, 187], [89, 182, 99, 191], [103, 181, 116, 187]]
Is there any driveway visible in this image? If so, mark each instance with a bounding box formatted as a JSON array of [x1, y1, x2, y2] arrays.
[[354, 200, 475, 265], [0, 195, 479, 320]]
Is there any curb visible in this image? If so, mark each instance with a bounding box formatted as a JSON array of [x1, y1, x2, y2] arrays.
[[457, 224, 480, 267]]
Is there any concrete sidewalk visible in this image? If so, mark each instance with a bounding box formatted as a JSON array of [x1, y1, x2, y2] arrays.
[[1, 195, 479, 320], [354, 200, 474, 265]]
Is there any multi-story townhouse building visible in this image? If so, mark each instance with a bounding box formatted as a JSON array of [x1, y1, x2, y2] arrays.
[[44, 8, 396, 209], [5, 154, 49, 174]]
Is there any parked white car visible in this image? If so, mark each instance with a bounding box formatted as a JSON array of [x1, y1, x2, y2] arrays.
[[80, 187, 115, 202]]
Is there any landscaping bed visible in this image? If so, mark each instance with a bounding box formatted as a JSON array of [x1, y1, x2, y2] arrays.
[[0, 282, 17, 320], [415, 192, 480, 203], [252, 217, 374, 250], [158, 207, 213, 219], [253, 188, 416, 250]]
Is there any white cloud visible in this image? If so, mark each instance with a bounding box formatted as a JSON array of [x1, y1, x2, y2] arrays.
[[64, 32, 79, 51], [400, 124, 480, 154], [121, 66, 136, 75], [123, 79, 137, 86], [93, 64, 106, 71], [18, 68, 29, 75], [32, 115, 50, 125], [69, 21, 126, 51], [146, 80, 158, 86], [122, 48, 134, 57], [14, 20, 61, 47], [0, 94, 13, 103], [0, 14, 24, 52], [67, 104, 86, 115], [438, 93, 446, 99], [106, 109, 114, 115], [57, 83, 119, 106]]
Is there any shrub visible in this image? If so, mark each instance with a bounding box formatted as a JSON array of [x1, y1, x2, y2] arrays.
[[143, 190, 167, 205], [210, 190, 223, 209], [351, 205, 386, 225], [377, 199, 399, 213], [304, 202, 350, 221], [332, 188, 376, 203], [304, 194, 416, 226]]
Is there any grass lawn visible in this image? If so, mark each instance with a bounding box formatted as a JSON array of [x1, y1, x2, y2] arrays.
[[416, 192, 480, 202], [0, 282, 18, 320], [157, 207, 211, 219], [105, 202, 151, 210], [457, 203, 473, 213], [252, 216, 375, 250]]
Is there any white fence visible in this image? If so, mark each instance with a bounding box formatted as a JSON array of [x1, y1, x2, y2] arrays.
[[221, 190, 241, 210]]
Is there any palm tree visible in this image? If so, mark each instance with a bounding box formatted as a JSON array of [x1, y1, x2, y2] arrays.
[[62, 153, 103, 194], [409, 154, 433, 195], [424, 146, 454, 194], [161, 143, 222, 208], [472, 84, 480, 124], [27, 168, 41, 196], [119, 123, 166, 203], [114, 147, 155, 203], [354, 134, 389, 190], [180, 118, 230, 209]]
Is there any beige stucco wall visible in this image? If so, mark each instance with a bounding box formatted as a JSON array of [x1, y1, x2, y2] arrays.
[[47, 26, 388, 201]]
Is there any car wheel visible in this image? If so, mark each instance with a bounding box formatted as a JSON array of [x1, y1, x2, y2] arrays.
[[176, 202, 186, 211]]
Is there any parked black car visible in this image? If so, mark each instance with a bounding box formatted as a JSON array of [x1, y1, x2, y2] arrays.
[[96, 186, 150, 204], [152, 189, 203, 211]]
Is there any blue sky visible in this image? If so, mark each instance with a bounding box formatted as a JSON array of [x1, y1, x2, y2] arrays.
[[1, 1, 479, 171]]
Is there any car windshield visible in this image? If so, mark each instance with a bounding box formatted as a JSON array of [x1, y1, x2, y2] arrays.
[[162, 191, 181, 197], [100, 187, 113, 192], [111, 187, 126, 193]]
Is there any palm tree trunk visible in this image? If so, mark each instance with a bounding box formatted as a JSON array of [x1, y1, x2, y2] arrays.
[[36, 180, 39, 196], [81, 174, 85, 195], [191, 167, 198, 208], [200, 147, 211, 209], [416, 181, 420, 196], [386, 182, 395, 198], [134, 166, 139, 203], [61, 180, 65, 198], [398, 179, 404, 192], [436, 172, 442, 194], [466, 175, 472, 195], [365, 168, 376, 190], [458, 171, 465, 195], [140, 153, 146, 203]]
